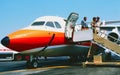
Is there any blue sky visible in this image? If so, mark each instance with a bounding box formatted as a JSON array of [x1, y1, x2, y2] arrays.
[[0, 0, 120, 40]]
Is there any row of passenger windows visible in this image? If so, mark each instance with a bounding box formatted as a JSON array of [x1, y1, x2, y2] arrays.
[[31, 21, 62, 28]]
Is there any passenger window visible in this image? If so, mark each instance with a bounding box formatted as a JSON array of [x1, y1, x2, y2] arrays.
[[31, 21, 45, 26], [54, 22, 62, 28], [46, 22, 55, 28]]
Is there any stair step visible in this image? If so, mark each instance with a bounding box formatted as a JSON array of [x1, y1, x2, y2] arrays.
[[94, 34, 120, 54]]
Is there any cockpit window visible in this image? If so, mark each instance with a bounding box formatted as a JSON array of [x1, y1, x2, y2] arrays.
[[46, 22, 55, 28], [31, 21, 45, 26], [54, 22, 62, 28]]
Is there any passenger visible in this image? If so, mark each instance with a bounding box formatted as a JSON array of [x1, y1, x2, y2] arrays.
[[91, 17, 97, 33], [96, 16, 102, 33], [81, 17, 88, 30]]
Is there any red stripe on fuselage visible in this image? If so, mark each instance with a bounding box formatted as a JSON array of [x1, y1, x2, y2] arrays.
[[8, 29, 67, 52]]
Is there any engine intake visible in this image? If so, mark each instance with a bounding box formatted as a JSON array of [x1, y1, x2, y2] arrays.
[[107, 32, 119, 42]]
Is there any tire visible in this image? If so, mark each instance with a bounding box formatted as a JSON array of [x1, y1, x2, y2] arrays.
[[26, 60, 38, 68], [31, 60, 38, 68]]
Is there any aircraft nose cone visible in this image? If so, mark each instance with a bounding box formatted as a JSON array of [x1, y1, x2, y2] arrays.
[[1, 36, 10, 47]]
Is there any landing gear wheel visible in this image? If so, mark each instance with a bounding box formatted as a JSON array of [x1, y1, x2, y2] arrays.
[[26, 60, 38, 68], [31, 60, 38, 68]]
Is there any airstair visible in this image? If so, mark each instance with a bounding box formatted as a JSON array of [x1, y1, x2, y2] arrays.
[[93, 33, 120, 54], [83, 31, 120, 67]]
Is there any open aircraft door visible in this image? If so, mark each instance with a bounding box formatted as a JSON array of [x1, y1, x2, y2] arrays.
[[65, 12, 79, 39]]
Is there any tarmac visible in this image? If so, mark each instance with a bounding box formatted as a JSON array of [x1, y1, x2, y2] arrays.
[[0, 57, 120, 75]]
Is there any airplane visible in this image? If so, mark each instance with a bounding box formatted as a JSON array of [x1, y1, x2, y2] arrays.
[[1, 12, 120, 68], [1, 12, 94, 68]]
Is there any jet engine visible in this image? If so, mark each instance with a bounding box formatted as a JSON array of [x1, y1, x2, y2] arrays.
[[107, 28, 120, 44]]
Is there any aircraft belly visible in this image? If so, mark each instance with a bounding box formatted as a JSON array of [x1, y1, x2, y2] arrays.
[[39, 45, 89, 57]]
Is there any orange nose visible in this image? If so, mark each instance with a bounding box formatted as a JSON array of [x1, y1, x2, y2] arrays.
[[3, 29, 54, 52]]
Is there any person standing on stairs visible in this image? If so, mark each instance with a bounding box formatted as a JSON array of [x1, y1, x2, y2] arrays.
[[81, 17, 88, 30], [91, 17, 97, 33]]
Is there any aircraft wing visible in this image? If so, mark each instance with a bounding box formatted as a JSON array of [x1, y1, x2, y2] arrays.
[[105, 20, 120, 25], [100, 24, 120, 31]]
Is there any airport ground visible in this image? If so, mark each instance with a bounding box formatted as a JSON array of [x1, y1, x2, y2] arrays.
[[0, 57, 120, 75]]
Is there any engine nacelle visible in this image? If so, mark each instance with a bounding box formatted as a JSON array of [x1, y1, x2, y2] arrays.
[[107, 32, 119, 42]]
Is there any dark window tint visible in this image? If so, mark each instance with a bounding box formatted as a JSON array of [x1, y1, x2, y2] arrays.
[[54, 22, 62, 28], [32, 21, 45, 26], [46, 22, 54, 28]]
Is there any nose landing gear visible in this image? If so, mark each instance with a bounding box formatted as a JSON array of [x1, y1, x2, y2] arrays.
[[26, 55, 39, 68]]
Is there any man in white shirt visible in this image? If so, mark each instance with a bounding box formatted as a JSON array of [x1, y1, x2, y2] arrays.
[[96, 16, 102, 33]]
